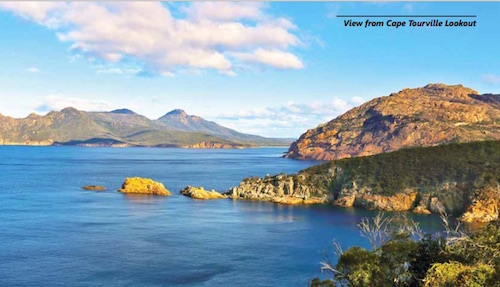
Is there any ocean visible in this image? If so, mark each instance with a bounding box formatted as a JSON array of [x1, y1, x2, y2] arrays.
[[0, 147, 444, 286]]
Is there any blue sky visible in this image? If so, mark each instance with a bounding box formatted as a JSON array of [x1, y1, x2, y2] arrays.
[[0, 2, 498, 138]]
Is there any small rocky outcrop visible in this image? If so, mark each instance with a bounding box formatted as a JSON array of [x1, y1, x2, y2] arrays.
[[334, 194, 356, 207], [460, 199, 499, 223], [353, 193, 418, 211], [118, 177, 170, 196], [180, 186, 226, 199], [225, 173, 329, 205], [83, 185, 107, 191], [333, 193, 418, 211], [460, 187, 499, 223]]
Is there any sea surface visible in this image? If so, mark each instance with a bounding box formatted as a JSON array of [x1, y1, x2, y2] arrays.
[[0, 147, 445, 286]]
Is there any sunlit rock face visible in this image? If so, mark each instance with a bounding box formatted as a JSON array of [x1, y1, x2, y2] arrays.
[[286, 84, 500, 160], [118, 177, 170, 196]]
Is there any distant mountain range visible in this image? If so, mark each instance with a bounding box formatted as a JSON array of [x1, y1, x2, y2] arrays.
[[286, 83, 500, 160], [0, 108, 293, 148]]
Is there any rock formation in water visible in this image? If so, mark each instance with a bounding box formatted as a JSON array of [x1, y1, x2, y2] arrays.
[[231, 141, 500, 222], [286, 84, 500, 160], [118, 177, 170, 196], [83, 185, 107, 191], [180, 186, 226, 199], [225, 173, 328, 205]]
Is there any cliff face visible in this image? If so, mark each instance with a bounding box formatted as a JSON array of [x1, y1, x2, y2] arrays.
[[286, 84, 500, 160], [230, 141, 500, 222]]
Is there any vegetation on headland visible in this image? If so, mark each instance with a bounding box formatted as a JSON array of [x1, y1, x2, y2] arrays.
[[307, 140, 500, 198], [229, 140, 499, 221], [310, 213, 500, 287]]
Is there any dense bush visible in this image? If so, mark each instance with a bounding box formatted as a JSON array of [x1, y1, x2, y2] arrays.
[[304, 140, 500, 197], [311, 215, 500, 287]]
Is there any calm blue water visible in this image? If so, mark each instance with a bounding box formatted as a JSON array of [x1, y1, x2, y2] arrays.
[[0, 147, 444, 286]]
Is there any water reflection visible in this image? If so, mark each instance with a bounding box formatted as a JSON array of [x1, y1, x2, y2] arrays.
[[122, 194, 168, 205]]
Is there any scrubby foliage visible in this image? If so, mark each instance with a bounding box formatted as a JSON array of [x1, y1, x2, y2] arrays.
[[304, 140, 500, 197], [311, 214, 500, 287]]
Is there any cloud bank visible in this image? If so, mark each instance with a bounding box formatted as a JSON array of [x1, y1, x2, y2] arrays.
[[35, 95, 116, 114], [213, 97, 363, 138], [483, 74, 500, 85], [0, 2, 303, 76]]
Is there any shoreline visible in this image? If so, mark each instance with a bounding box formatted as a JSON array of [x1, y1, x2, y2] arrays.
[[0, 143, 292, 149]]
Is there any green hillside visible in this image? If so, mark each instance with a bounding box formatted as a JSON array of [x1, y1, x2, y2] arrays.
[[0, 107, 292, 147], [306, 140, 500, 198]]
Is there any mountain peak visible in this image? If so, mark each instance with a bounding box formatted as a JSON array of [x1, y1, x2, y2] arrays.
[[165, 109, 188, 117], [109, 108, 136, 115], [60, 107, 80, 114]]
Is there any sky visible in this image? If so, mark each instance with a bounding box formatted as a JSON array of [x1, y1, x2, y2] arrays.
[[0, 2, 499, 138]]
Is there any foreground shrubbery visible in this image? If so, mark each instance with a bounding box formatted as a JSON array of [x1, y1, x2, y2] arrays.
[[311, 213, 500, 287]]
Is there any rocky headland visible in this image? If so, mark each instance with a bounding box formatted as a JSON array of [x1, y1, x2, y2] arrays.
[[180, 186, 226, 199], [118, 177, 171, 196], [229, 141, 500, 222], [286, 84, 500, 160], [225, 173, 327, 205]]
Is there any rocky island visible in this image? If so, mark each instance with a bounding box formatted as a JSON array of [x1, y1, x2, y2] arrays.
[[83, 185, 107, 191], [118, 177, 171, 196], [180, 186, 226, 199]]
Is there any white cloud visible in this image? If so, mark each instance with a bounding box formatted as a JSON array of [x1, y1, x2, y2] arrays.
[[96, 68, 123, 75], [483, 74, 500, 85], [184, 2, 264, 22], [0, 2, 304, 76], [213, 97, 362, 138], [0, 2, 66, 24], [35, 95, 116, 113], [26, 67, 40, 73], [232, 48, 303, 69]]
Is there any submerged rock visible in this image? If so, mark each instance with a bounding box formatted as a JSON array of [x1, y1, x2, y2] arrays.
[[83, 185, 107, 191], [118, 177, 170, 196], [180, 186, 226, 199]]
